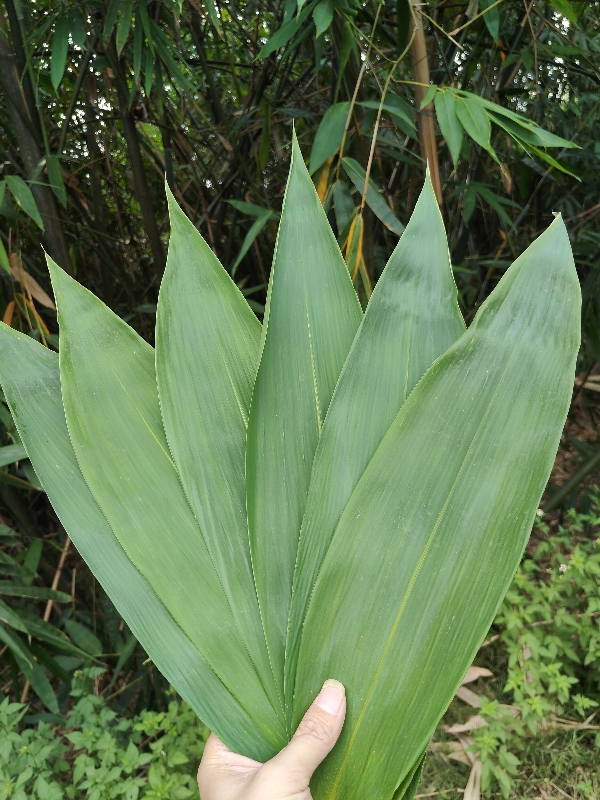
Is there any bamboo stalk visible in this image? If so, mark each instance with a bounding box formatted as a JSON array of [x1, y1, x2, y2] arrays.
[[409, 2, 443, 208]]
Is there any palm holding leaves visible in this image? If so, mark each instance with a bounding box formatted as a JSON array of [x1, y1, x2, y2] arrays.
[[0, 135, 579, 799]]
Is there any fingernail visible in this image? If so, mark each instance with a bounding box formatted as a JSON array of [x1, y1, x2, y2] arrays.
[[315, 679, 345, 716]]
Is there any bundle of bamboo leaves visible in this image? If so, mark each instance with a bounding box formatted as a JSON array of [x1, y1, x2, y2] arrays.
[[0, 135, 580, 800]]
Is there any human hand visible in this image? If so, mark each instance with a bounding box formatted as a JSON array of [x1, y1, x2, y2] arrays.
[[197, 679, 346, 800]]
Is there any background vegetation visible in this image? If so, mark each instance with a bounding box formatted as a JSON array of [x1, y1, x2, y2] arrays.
[[0, 0, 599, 796]]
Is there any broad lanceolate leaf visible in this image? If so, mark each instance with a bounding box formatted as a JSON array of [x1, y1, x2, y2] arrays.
[[313, 0, 334, 38], [455, 95, 492, 153], [47, 261, 286, 751], [6, 176, 44, 230], [309, 102, 350, 175], [434, 91, 464, 168], [156, 189, 282, 719], [0, 326, 280, 760], [116, 0, 134, 55], [285, 174, 465, 712], [295, 216, 580, 799], [51, 14, 70, 92], [480, 0, 500, 41], [247, 133, 362, 705]]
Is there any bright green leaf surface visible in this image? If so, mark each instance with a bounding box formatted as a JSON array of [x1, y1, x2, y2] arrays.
[[6, 176, 44, 230], [116, 0, 134, 54], [480, 0, 500, 40], [310, 102, 350, 174], [51, 14, 69, 92], [247, 133, 362, 693], [0, 325, 279, 761], [156, 189, 282, 717], [295, 216, 580, 799], [313, 0, 334, 38], [434, 91, 463, 168], [47, 261, 286, 748], [455, 95, 492, 152], [285, 174, 465, 713]]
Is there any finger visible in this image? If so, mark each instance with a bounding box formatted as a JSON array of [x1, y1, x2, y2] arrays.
[[199, 733, 262, 773], [268, 679, 346, 786]]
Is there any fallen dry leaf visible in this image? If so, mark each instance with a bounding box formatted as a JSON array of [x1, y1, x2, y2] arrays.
[[461, 666, 493, 686], [9, 253, 56, 310], [446, 715, 488, 734], [463, 761, 482, 800], [455, 685, 481, 708]]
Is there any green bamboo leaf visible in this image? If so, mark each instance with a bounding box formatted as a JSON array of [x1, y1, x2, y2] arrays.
[[548, 0, 579, 25], [201, 0, 221, 32], [457, 91, 578, 150], [133, 13, 143, 84], [480, 0, 500, 40], [116, 0, 134, 55], [51, 14, 69, 92], [434, 90, 463, 168], [295, 215, 580, 798], [455, 95, 492, 152], [0, 583, 70, 601], [0, 471, 39, 491], [5, 176, 44, 230], [157, 189, 282, 717], [18, 614, 91, 659], [63, 619, 102, 656], [0, 598, 29, 633], [46, 155, 67, 208], [0, 443, 27, 468], [108, 633, 137, 691], [258, 17, 302, 59], [0, 235, 10, 274], [14, 652, 59, 713], [68, 6, 86, 47], [526, 144, 579, 179], [143, 47, 154, 96], [232, 209, 273, 276], [313, 0, 334, 38], [103, 0, 121, 42], [0, 325, 279, 761], [332, 180, 355, 243], [486, 109, 577, 149], [358, 97, 416, 135], [285, 174, 465, 709], [341, 157, 405, 236], [46, 260, 286, 750], [227, 200, 279, 219], [309, 102, 350, 174], [0, 625, 33, 666], [419, 84, 437, 110], [247, 133, 362, 694]]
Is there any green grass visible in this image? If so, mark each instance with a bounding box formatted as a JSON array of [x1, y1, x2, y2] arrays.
[[421, 722, 600, 799]]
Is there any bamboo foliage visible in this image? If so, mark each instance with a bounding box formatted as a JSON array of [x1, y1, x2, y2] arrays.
[[0, 135, 580, 799]]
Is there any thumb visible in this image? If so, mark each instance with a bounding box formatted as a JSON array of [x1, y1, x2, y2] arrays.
[[269, 679, 346, 787]]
